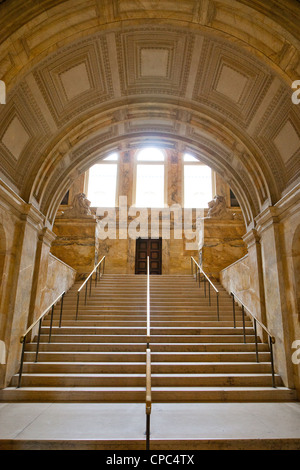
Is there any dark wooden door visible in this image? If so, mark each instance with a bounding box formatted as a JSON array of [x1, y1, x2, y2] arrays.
[[135, 238, 162, 275]]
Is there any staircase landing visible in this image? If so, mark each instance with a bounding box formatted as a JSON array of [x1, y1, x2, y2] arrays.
[[0, 401, 300, 450]]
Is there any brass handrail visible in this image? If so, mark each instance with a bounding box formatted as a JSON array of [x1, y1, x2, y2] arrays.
[[191, 256, 220, 319], [231, 290, 276, 388], [20, 291, 65, 343], [145, 256, 152, 450], [146, 256, 150, 346], [146, 348, 152, 451], [18, 290, 66, 388], [191, 257, 219, 293], [231, 291, 275, 342], [78, 256, 106, 292], [76, 256, 106, 319]]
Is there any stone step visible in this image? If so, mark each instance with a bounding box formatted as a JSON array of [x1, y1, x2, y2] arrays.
[[4, 272, 296, 409], [25, 342, 270, 353], [37, 334, 258, 343], [23, 350, 270, 362], [48, 313, 248, 321], [0, 386, 296, 403], [39, 326, 254, 335], [10, 372, 281, 387], [43, 320, 251, 328]]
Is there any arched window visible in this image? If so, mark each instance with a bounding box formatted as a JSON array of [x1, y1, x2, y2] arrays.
[[134, 148, 166, 208], [183, 153, 213, 208], [87, 153, 119, 207]]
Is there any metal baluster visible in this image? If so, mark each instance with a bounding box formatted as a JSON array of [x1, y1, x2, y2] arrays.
[[17, 338, 26, 388], [48, 305, 54, 343], [254, 319, 259, 362], [59, 293, 65, 328], [85, 282, 88, 305], [146, 413, 150, 451], [242, 305, 246, 343], [35, 318, 42, 363], [269, 336, 276, 388], [217, 292, 220, 321], [232, 294, 236, 328], [208, 282, 211, 306], [76, 291, 80, 320]]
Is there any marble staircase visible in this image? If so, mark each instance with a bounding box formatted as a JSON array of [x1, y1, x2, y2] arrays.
[[0, 274, 297, 403]]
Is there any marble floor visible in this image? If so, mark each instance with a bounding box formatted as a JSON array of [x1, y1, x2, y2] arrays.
[[0, 401, 300, 449]]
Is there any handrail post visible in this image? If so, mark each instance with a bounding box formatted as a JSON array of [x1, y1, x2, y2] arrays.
[[146, 348, 151, 451], [145, 259, 151, 450], [48, 305, 54, 343], [146, 411, 151, 450], [216, 292, 219, 321], [232, 293, 236, 328], [59, 292, 65, 328], [242, 305, 246, 343], [269, 336, 276, 388], [35, 318, 42, 363], [254, 319, 259, 362], [76, 291, 80, 320], [85, 281, 88, 305], [17, 338, 26, 389]]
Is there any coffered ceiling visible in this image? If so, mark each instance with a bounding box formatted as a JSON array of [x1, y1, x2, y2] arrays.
[[0, 1, 299, 226]]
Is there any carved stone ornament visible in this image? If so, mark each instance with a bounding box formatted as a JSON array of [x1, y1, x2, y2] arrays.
[[206, 195, 234, 220], [61, 193, 95, 219]]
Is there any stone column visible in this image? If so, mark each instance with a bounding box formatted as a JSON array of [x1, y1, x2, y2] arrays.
[[256, 207, 295, 388], [242, 228, 267, 341], [27, 227, 57, 341], [0, 181, 45, 387]]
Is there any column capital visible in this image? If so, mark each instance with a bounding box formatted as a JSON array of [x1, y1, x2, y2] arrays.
[[242, 228, 260, 248], [254, 206, 279, 236], [38, 227, 56, 247]]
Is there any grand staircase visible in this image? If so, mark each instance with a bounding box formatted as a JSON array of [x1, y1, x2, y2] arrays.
[[0, 273, 297, 403]]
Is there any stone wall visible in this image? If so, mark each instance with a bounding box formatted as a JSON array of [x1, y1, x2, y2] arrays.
[[198, 216, 247, 280], [39, 253, 76, 317], [220, 184, 300, 396]]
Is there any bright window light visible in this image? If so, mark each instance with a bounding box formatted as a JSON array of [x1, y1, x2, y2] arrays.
[[137, 148, 165, 161], [184, 153, 199, 162], [135, 164, 164, 207], [87, 163, 117, 207], [103, 153, 118, 161], [184, 165, 212, 208]]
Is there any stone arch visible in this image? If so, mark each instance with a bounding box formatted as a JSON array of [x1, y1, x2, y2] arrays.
[[0, 224, 7, 368], [0, 224, 6, 296], [25, 102, 278, 229], [292, 225, 300, 320]]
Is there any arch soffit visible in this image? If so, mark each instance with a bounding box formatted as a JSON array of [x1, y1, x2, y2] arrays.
[[35, 107, 269, 228], [1, 0, 300, 92]]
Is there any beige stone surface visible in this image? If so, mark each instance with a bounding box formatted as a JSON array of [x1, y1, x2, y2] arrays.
[[198, 216, 247, 279], [51, 218, 99, 279], [0, 0, 300, 405]]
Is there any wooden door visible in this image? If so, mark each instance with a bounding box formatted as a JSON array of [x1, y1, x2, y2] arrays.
[[135, 238, 162, 274]]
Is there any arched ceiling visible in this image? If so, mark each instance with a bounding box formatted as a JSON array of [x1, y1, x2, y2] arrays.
[[0, 0, 300, 228]]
